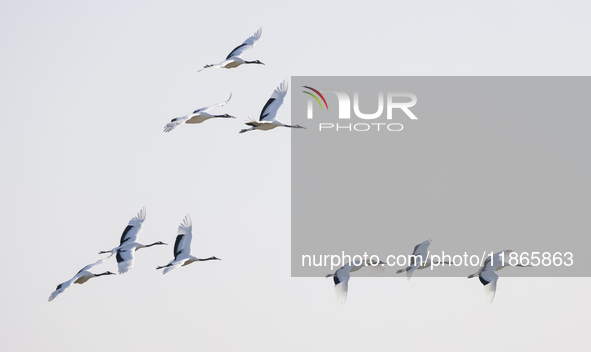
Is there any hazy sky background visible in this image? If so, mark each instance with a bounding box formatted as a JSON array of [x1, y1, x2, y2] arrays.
[[1, 1, 589, 351]]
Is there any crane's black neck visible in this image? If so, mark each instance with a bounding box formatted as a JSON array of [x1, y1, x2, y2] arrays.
[[145, 242, 164, 248], [199, 256, 218, 261], [94, 272, 112, 277]]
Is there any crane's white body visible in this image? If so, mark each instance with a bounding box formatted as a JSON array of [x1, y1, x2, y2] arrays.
[[99, 207, 167, 274], [48, 256, 114, 302], [163, 94, 234, 133], [239, 79, 305, 133], [157, 214, 220, 274], [206, 57, 247, 70], [396, 239, 432, 280], [100, 207, 147, 255], [198, 28, 263, 72]]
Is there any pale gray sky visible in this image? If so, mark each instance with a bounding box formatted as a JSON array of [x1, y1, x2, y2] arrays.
[[1, 1, 589, 351]]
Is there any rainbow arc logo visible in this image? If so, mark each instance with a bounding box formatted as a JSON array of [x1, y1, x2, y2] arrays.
[[302, 86, 328, 110]]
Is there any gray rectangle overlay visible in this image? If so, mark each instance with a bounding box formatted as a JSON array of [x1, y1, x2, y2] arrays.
[[292, 76, 590, 278]]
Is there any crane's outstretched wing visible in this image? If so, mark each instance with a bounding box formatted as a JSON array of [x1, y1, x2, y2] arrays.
[[260, 79, 288, 122], [402, 239, 432, 280], [479, 266, 499, 303], [173, 214, 193, 260], [48, 276, 76, 302], [333, 264, 352, 304], [411, 239, 431, 258], [191, 93, 232, 115], [164, 115, 190, 133], [116, 246, 136, 274], [77, 255, 113, 274], [363, 259, 385, 273], [226, 28, 262, 59], [119, 207, 146, 246]]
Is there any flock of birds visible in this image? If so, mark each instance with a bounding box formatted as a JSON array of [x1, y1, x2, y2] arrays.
[[50, 206, 530, 303], [49, 208, 219, 301], [50, 27, 304, 302], [163, 28, 305, 134], [50, 27, 527, 305], [327, 239, 531, 304]]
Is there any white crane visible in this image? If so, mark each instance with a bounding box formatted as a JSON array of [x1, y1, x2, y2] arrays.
[[156, 214, 220, 274], [467, 249, 531, 302], [163, 93, 234, 133], [98, 207, 167, 274], [48, 256, 115, 302], [395, 239, 434, 280], [239, 79, 305, 133], [197, 28, 264, 73], [326, 258, 385, 304]]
